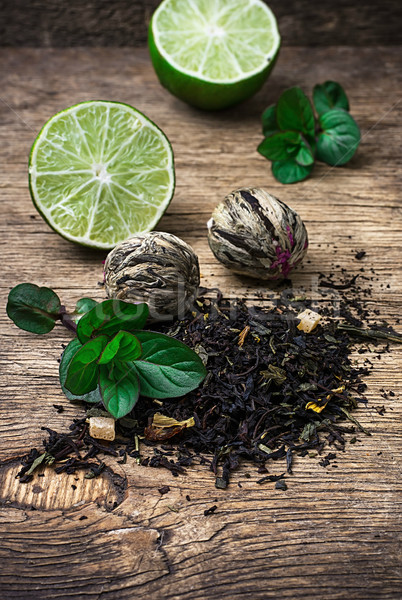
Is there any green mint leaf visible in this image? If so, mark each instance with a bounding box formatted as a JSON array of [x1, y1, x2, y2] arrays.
[[99, 361, 139, 419], [75, 298, 98, 315], [65, 335, 108, 395], [59, 339, 103, 403], [316, 108, 360, 166], [276, 87, 315, 138], [272, 159, 314, 184], [258, 131, 301, 161], [261, 104, 279, 137], [131, 330, 207, 399], [98, 331, 142, 365], [295, 141, 315, 166], [6, 283, 61, 334], [313, 81, 350, 116], [77, 299, 149, 344]]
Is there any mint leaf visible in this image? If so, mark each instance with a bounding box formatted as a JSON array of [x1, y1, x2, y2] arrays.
[[75, 298, 98, 315], [276, 87, 315, 138], [77, 299, 149, 344], [99, 361, 139, 419], [131, 330, 207, 398], [65, 335, 108, 395], [98, 331, 142, 365], [272, 159, 314, 184], [295, 141, 315, 166], [59, 339, 102, 403], [258, 131, 301, 161], [7, 283, 61, 334], [261, 104, 279, 137], [316, 108, 360, 166], [313, 81, 349, 116]]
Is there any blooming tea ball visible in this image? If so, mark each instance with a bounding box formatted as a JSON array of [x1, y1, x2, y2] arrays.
[[207, 188, 308, 280], [104, 232, 200, 321]]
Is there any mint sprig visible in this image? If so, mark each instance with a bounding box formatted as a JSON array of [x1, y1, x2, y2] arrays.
[[7, 283, 207, 420], [258, 81, 361, 184]]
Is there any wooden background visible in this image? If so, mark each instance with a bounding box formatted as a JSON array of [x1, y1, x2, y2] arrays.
[[1, 0, 402, 46], [1, 2, 402, 599]]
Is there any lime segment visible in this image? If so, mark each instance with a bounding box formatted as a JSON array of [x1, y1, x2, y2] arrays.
[[149, 0, 280, 109], [29, 101, 175, 249]]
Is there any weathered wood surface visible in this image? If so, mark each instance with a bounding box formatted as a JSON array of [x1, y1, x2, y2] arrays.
[[1, 0, 402, 47], [0, 46, 402, 599]]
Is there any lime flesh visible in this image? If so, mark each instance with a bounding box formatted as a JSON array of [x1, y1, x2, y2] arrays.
[[29, 101, 175, 249], [149, 0, 280, 110]]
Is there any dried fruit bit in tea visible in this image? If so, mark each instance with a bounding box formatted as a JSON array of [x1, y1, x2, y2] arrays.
[[104, 232, 200, 321], [88, 416, 115, 441], [207, 188, 308, 280], [297, 308, 322, 333], [144, 413, 195, 441]]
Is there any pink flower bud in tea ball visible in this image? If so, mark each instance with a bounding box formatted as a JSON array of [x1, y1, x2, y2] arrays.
[[207, 188, 308, 280]]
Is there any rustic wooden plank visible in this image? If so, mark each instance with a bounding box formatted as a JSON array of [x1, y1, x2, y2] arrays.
[[0, 46, 402, 599], [1, 0, 402, 47]]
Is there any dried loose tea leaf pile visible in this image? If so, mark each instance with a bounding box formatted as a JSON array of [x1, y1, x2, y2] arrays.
[[18, 273, 401, 489], [149, 293, 372, 487]]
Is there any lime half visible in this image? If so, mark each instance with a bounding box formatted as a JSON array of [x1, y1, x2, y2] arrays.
[[29, 101, 175, 249], [149, 0, 280, 110]]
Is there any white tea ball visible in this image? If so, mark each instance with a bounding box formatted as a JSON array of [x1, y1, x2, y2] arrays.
[[207, 188, 308, 280], [104, 232, 200, 321]]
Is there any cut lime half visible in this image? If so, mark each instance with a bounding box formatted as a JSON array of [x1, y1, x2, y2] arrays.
[[29, 101, 175, 249], [149, 0, 281, 110]]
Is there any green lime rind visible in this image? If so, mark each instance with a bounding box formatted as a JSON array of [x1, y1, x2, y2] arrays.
[[149, 0, 280, 110], [29, 101, 175, 250], [149, 29, 279, 111]]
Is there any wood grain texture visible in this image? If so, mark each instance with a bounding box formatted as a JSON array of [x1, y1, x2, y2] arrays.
[[0, 46, 402, 599], [1, 0, 402, 47]]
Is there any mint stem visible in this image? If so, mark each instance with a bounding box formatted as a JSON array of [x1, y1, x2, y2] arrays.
[[59, 306, 77, 333]]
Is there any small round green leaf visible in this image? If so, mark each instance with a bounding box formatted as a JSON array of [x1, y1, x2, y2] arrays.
[[98, 331, 142, 365], [65, 335, 108, 395], [262, 104, 279, 137], [59, 339, 103, 403], [276, 87, 315, 137], [77, 299, 149, 344], [313, 81, 349, 117], [131, 330, 207, 399], [258, 131, 301, 161], [99, 361, 140, 419], [7, 283, 61, 334], [316, 108, 360, 166], [272, 159, 314, 184], [75, 298, 98, 315]]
